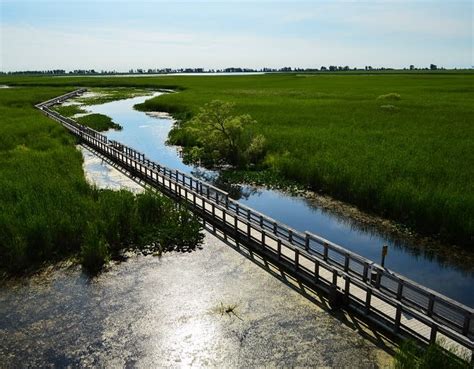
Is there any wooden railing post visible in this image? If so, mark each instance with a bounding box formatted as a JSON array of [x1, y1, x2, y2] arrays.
[[314, 260, 320, 282], [332, 269, 338, 286], [365, 289, 372, 314], [430, 325, 438, 344], [394, 304, 402, 333], [363, 263, 369, 283], [397, 281, 404, 301], [344, 276, 350, 297]]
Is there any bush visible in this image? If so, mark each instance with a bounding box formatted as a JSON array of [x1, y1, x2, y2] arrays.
[[246, 134, 267, 164], [172, 100, 265, 168]]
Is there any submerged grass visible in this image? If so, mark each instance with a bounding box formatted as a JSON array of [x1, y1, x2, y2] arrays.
[[1, 73, 473, 246], [0, 86, 203, 275]]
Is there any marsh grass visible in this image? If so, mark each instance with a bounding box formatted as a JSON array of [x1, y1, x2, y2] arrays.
[[0, 87, 203, 274], [81, 222, 110, 275], [2, 73, 473, 246], [77, 113, 122, 131]]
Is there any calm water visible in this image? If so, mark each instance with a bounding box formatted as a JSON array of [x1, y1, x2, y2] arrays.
[[85, 92, 474, 306]]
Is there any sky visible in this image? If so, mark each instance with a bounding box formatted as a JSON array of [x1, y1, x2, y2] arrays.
[[1, 0, 472, 71]]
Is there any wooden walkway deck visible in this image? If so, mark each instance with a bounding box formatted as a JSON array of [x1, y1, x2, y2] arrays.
[[36, 89, 473, 363]]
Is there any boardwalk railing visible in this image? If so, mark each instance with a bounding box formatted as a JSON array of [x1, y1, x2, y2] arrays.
[[37, 89, 473, 360]]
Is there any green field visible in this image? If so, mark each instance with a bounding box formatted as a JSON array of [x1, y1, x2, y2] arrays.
[[1, 72, 473, 247], [0, 86, 202, 274]]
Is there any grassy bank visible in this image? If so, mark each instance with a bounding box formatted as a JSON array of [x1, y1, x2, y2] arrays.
[[1, 73, 473, 246], [76, 113, 122, 131], [0, 86, 202, 275]]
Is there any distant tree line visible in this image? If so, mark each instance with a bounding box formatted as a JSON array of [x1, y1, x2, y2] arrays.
[[0, 64, 454, 75]]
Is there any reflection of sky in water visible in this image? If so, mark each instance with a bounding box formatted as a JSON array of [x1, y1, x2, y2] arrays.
[[84, 93, 474, 307]]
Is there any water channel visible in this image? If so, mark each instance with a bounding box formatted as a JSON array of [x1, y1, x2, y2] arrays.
[[79, 91, 473, 306]]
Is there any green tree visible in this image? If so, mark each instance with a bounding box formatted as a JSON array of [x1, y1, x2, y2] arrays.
[[180, 100, 266, 167]]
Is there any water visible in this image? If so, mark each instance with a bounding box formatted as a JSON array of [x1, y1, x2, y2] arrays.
[[0, 234, 390, 367], [84, 92, 474, 306]]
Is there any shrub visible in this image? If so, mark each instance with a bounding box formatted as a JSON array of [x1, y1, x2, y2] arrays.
[[246, 134, 267, 164], [173, 100, 265, 168]]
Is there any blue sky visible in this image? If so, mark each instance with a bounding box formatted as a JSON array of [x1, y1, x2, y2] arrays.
[[1, 1, 472, 71]]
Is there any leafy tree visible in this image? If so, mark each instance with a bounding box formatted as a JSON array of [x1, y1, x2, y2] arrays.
[[176, 100, 266, 167]]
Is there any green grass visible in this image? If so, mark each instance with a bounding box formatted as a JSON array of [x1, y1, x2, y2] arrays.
[[1, 72, 473, 246], [0, 86, 203, 274], [76, 113, 122, 131]]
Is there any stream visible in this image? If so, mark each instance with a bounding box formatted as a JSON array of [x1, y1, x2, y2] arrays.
[[80, 91, 473, 307]]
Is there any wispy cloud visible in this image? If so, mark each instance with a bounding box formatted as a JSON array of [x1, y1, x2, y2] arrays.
[[1, 1, 472, 71]]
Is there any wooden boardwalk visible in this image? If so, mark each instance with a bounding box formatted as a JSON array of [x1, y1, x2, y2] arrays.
[[37, 89, 473, 363]]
